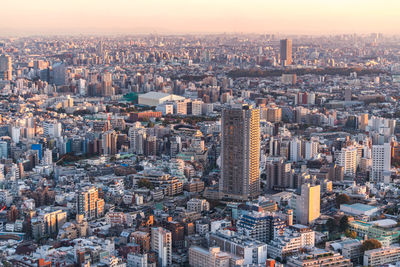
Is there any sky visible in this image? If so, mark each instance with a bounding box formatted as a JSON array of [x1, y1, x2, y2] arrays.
[[1, 0, 399, 36]]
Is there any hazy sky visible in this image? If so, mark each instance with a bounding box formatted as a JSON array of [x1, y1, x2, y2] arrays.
[[1, 0, 399, 35]]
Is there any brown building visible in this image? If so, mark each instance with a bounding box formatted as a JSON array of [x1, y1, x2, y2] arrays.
[[280, 39, 293, 66], [131, 231, 151, 253], [220, 105, 260, 200]]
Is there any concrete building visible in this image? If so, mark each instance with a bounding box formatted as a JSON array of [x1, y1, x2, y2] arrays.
[[138, 92, 185, 106], [296, 184, 320, 225], [237, 211, 286, 243], [209, 230, 268, 265], [76, 186, 105, 220], [265, 157, 293, 190], [220, 104, 260, 200], [371, 143, 391, 182], [151, 227, 172, 267], [363, 246, 400, 266], [189, 246, 243, 267], [287, 250, 352, 267], [336, 146, 358, 177], [0, 55, 12, 80], [280, 39, 292, 66], [268, 224, 315, 260], [127, 253, 148, 267], [187, 198, 210, 213]]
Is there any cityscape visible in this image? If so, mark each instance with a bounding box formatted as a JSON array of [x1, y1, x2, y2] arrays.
[[1, 1, 400, 267]]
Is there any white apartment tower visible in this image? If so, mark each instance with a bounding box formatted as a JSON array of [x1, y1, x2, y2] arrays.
[[151, 227, 172, 267]]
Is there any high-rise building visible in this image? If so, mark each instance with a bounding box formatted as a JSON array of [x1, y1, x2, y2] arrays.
[[359, 113, 368, 131], [0, 141, 7, 159], [101, 72, 114, 96], [261, 106, 282, 122], [102, 130, 118, 155], [371, 143, 391, 182], [305, 140, 319, 160], [265, 157, 293, 190], [280, 39, 292, 66], [296, 184, 320, 225], [76, 186, 105, 220], [0, 55, 12, 80], [344, 88, 352, 101], [237, 211, 286, 243], [151, 227, 172, 267], [43, 149, 53, 165], [220, 104, 260, 200], [336, 146, 358, 177]]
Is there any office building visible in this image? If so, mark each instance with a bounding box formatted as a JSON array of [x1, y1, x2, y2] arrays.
[[220, 104, 260, 200], [280, 39, 292, 66], [151, 227, 172, 267], [296, 184, 320, 225]]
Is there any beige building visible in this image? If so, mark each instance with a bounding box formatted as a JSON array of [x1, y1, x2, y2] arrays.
[[220, 104, 260, 200], [76, 186, 105, 220], [359, 113, 368, 131], [336, 146, 358, 177], [296, 184, 320, 225], [287, 250, 352, 267], [363, 246, 400, 266], [189, 246, 243, 267], [261, 106, 282, 122]]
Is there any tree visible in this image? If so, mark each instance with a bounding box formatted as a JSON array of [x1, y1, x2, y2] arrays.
[[361, 239, 382, 252], [326, 218, 337, 232], [336, 194, 351, 208], [345, 229, 357, 239], [137, 178, 154, 190], [339, 216, 350, 232]]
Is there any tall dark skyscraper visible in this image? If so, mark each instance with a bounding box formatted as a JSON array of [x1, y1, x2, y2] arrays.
[[280, 39, 293, 66], [220, 104, 260, 200]]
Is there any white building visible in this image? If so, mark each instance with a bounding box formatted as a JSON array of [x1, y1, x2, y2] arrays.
[[43, 149, 53, 165], [268, 224, 315, 260], [363, 246, 400, 266], [138, 92, 185, 107], [371, 143, 391, 182], [187, 198, 210, 213], [305, 140, 319, 160], [43, 122, 62, 138], [336, 146, 358, 176], [290, 138, 302, 162], [189, 246, 242, 267], [151, 227, 172, 267], [127, 253, 148, 267]]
